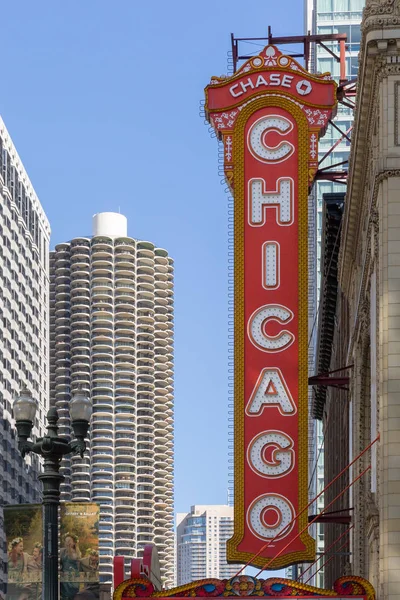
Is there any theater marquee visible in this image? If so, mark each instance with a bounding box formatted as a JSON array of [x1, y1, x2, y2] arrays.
[[205, 46, 337, 569], [114, 574, 375, 600]]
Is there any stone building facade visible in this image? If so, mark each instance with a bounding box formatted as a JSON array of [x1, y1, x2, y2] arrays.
[[315, 1, 400, 598]]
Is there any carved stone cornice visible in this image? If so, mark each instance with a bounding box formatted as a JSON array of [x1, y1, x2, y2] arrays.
[[366, 492, 379, 542], [346, 170, 398, 361], [367, 514, 380, 540], [338, 44, 398, 295], [339, 0, 400, 290], [358, 296, 371, 346], [364, 0, 395, 15], [338, 52, 377, 293], [362, 0, 400, 32]]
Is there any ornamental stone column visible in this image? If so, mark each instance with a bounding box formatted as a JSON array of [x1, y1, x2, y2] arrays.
[[341, 0, 400, 598]]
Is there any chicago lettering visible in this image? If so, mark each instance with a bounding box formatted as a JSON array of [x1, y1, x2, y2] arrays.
[[246, 114, 297, 541]]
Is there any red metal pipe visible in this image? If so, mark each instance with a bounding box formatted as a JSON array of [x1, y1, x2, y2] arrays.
[[339, 39, 346, 82], [318, 160, 348, 172], [297, 525, 353, 582], [233, 435, 379, 576], [255, 465, 370, 575], [314, 171, 348, 183], [308, 376, 349, 386], [308, 514, 351, 524], [318, 131, 352, 166], [321, 364, 353, 375], [302, 538, 350, 585]]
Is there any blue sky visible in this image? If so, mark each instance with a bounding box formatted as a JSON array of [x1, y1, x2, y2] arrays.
[[1, 1, 303, 517]]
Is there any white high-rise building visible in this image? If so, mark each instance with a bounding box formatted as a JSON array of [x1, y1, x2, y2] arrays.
[[0, 117, 50, 593], [176, 505, 241, 586], [304, 0, 364, 587], [50, 213, 174, 586]]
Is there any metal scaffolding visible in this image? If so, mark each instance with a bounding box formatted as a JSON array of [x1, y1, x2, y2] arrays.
[[230, 28, 357, 186]]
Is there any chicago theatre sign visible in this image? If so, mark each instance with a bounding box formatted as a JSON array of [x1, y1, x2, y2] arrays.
[[204, 46, 337, 569], [111, 44, 375, 600]]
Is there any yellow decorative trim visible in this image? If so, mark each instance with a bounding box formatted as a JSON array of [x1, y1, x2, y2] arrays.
[[334, 576, 376, 600], [226, 96, 314, 569], [209, 67, 333, 85], [113, 576, 375, 600]]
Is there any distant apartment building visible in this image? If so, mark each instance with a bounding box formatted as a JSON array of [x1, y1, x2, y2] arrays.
[[50, 212, 174, 586], [0, 116, 50, 593], [176, 505, 241, 586]]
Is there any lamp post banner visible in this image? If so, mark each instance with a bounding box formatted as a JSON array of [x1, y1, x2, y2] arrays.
[[60, 502, 100, 600], [204, 45, 337, 569], [5, 503, 43, 600]]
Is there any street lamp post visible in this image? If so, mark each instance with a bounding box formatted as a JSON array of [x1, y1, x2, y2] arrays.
[[14, 387, 92, 600]]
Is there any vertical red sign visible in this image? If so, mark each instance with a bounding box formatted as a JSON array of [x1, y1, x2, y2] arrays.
[[205, 46, 337, 569]]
